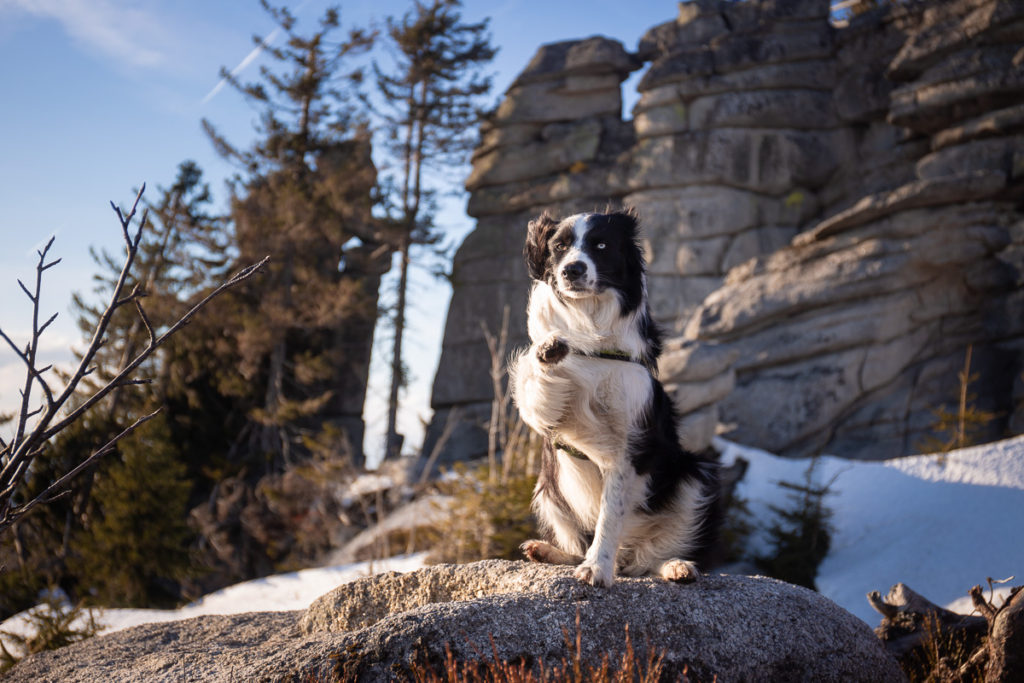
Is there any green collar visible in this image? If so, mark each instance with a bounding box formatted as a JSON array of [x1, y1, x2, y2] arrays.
[[573, 348, 644, 364], [554, 441, 590, 461], [572, 347, 655, 373]]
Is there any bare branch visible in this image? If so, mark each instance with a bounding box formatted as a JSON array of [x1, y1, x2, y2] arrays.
[[41, 254, 269, 441], [17, 280, 34, 303], [115, 378, 153, 387], [0, 183, 270, 536], [38, 312, 59, 336], [1, 410, 160, 531], [112, 184, 146, 248], [135, 299, 156, 347]]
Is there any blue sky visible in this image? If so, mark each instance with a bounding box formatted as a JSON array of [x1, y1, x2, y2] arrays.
[[0, 0, 675, 461]]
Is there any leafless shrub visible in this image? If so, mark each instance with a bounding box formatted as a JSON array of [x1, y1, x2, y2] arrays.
[[0, 185, 267, 536]]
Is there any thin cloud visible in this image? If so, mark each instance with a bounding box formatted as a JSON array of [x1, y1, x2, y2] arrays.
[[1, 0, 167, 68], [201, 26, 281, 105], [201, 0, 316, 105]]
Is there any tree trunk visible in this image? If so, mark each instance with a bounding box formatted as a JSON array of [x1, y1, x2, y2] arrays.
[[975, 584, 1024, 682], [869, 581, 1024, 682], [384, 233, 410, 460], [384, 85, 422, 461]]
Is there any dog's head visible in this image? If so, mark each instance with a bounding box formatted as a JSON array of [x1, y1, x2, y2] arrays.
[[524, 209, 646, 311]]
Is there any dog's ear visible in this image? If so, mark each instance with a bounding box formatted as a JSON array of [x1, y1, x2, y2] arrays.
[[607, 206, 639, 238], [524, 212, 559, 281]]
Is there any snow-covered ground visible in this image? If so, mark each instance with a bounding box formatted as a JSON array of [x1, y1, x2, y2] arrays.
[[716, 434, 1024, 624], [0, 554, 428, 654], [2, 435, 1022, 655]]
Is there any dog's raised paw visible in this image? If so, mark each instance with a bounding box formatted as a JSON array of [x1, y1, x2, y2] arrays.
[[537, 335, 569, 365], [574, 562, 613, 587], [659, 558, 701, 583]]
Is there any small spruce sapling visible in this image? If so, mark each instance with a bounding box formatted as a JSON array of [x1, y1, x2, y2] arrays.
[[756, 458, 836, 590]]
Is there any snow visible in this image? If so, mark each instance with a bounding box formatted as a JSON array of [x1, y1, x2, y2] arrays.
[[716, 434, 1024, 624], [3, 435, 1022, 655], [0, 554, 428, 654]]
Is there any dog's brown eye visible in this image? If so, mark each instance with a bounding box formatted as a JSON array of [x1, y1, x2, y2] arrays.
[[554, 243, 568, 252]]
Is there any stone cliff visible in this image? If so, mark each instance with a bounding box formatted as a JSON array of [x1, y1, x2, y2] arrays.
[[424, 0, 1024, 463]]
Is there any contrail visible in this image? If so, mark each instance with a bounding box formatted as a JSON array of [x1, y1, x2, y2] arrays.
[[200, 0, 315, 106], [201, 26, 282, 105]]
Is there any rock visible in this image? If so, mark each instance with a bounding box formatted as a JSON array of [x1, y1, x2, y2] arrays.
[[5, 561, 904, 682], [721, 225, 799, 272], [678, 403, 720, 452], [660, 339, 740, 382], [493, 37, 637, 125], [495, 80, 622, 124], [666, 370, 736, 415], [512, 37, 639, 86], [425, 0, 1024, 464], [886, 0, 1024, 81], [2, 611, 315, 683], [915, 134, 1024, 181], [800, 171, 1008, 243], [303, 561, 902, 682], [636, 60, 835, 105], [932, 102, 1024, 150], [627, 129, 845, 196], [689, 88, 839, 130], [466, 120, 602, 190]]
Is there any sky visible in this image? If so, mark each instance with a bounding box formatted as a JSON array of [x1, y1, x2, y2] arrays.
[[0, 0, 676, 462]]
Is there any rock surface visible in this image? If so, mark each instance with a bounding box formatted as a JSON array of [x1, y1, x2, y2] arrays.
[[5, 560, 904, 682], [424, 0, 1024, 462]]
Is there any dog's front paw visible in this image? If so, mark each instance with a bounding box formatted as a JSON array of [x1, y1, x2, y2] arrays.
[[537, 334, 569, 365], [658, 558, 701, 583], [574, 562, 614, 587]]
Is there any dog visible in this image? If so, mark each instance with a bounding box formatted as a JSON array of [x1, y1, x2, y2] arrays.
[[510, 209, 718, 588]]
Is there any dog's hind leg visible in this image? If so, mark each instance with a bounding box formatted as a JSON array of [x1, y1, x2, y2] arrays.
[[654, 558, 701, 583], [521, 540, 582, 565]]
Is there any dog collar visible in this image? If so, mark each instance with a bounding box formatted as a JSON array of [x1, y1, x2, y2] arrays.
[[572, 348, 652, 370], [554, 441, 590, 461]]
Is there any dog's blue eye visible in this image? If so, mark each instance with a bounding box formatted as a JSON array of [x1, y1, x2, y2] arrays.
[[596, 242, 606, 250]]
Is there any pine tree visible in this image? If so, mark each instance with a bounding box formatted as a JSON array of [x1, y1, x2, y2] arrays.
[[371, 0, 496, 458], [71, 414, 193, 607], [756, 460, 835, 590], [0, 163, 226, 615], [203, 2, 387, 468]]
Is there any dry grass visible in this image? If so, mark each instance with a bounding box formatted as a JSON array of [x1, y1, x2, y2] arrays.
[[403, 614, 695, 683]]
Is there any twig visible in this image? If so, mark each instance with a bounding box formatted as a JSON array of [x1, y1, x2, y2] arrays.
[[4, 410, 160, 529], [0, 184, 270, 534], [418, 406, 461, 487]]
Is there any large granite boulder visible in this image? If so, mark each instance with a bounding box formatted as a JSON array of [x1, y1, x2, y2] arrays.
[[424, 0, 1024, 464], [5, 561, 904, 682]]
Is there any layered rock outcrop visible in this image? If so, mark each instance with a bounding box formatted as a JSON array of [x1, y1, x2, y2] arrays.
[[425, 0, 1024, 462], [5, 561, 903, 682]]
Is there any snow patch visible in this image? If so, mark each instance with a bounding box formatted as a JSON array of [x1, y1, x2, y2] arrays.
[[718, 434, 1024, 625]]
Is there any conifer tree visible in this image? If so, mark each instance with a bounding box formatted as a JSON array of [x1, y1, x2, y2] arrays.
[[70, 414, 193, 607], [203, 2, 387, 468], [372, 0, 496, 458], [0, 164, 225, 615], [63, 162, 223, 538], [756, 461, 835, 590]]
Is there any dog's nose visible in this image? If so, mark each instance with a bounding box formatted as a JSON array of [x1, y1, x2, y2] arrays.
[[562, 261, 586, 281]]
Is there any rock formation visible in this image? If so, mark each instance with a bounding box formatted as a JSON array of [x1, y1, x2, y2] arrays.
[[424, 0, 1024, 463], [4, 560, 903, 682]]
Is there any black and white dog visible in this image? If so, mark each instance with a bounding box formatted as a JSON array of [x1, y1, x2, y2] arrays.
[[510, 209, 718, 587]]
